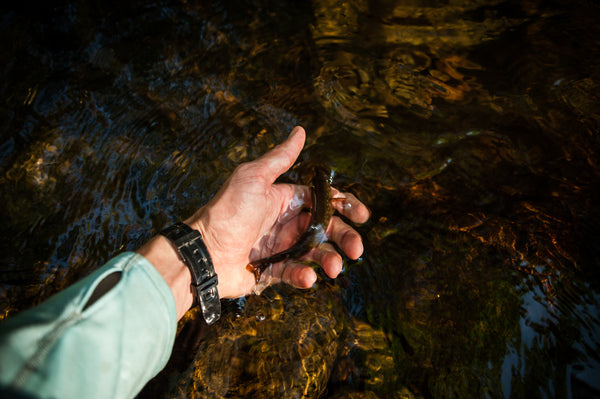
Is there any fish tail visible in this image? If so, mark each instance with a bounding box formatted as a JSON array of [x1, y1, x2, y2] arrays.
[[246, 261, 268, 283]]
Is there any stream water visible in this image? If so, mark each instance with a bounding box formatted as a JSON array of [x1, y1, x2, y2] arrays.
[[1, 1, 599, 398]]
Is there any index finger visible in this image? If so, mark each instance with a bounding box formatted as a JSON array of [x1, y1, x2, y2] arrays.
[[331, 188, 371, 224]]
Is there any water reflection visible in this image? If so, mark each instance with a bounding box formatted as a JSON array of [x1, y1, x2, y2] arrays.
[[1, 0, 599, 398]]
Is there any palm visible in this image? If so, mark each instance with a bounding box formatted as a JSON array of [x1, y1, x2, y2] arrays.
[[186, 127, 368, 299], [191, 166, 312, 297]]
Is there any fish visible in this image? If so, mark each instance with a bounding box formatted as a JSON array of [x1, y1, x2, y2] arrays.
[[246, 166, 334, 283]]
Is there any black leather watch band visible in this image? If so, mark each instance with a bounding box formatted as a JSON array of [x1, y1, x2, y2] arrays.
[[160, 222, 221, 325]]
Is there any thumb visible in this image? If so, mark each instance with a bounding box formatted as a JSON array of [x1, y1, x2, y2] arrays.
[[254, 126, 305, 183]]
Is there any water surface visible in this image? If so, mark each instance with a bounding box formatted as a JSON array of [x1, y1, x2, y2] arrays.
[[1, 1, 599, 398]]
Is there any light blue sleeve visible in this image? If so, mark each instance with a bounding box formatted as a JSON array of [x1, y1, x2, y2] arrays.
[[0, 252, 178, 399]]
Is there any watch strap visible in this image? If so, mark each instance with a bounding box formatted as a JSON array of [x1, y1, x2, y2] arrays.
[[160, 222, 221, 324]]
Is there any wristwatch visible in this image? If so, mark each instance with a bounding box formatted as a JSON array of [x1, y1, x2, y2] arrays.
[[160, 222, 221, 324]]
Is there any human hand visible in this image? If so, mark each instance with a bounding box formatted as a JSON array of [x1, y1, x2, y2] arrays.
[[185, 126, 370, 299]]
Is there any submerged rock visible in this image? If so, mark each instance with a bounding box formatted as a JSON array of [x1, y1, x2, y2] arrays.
[[144, 282, 347, 398]]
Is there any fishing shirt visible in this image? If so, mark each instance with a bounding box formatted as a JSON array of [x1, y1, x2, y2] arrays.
[[0, 252, 177, 399]]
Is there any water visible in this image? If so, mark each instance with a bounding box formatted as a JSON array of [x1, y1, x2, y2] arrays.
[[1, 1, 599, 398]]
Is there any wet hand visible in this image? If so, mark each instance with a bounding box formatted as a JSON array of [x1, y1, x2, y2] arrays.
[[185, 126, 370, 299]]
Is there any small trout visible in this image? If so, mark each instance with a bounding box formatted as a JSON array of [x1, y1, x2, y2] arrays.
[[246, 166, 334, 283]]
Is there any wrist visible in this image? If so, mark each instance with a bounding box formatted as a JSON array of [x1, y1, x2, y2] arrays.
[[159, 222, 221, 325], [136, 235, 194, 321], [184, 210, 236, 299]]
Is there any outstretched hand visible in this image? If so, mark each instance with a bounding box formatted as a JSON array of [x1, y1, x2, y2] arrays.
[[185, 126, 370, 299], [138, 126, 370, 319]]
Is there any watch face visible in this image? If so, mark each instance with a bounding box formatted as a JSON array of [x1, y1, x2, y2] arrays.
[[161, 222, 193, 240]]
